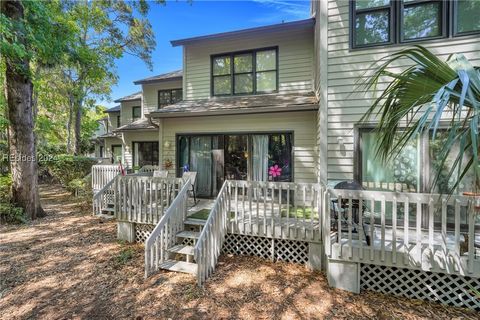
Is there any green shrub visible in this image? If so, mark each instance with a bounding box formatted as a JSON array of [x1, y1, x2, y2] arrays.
[[42, 155, 96, 186], [0, 175, 26, 224], [0, 175, 12, 202], [0, 202, 26, 224], [67, 178, 87, 196]]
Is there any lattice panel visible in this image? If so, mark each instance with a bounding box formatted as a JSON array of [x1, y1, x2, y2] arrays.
[[274, 239, 308, 264], [104, 190, 115, 205], [361, 264, 480, 311], [135, 223, 154, 243], [222, 234, 309, 265], [222, 234, 272, 260]]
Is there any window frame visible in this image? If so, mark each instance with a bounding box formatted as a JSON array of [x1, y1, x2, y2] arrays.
[[132, 106, 141, 122], [398, 0, 447, 43], [157, 88, 183, 109], [452, 0, 480, 37], [132, 141, 159, 168], [116, 114, 121, 128], [350, 0, 476, 50], [210, 46, 279, 97], [350, 0, 396, 49]]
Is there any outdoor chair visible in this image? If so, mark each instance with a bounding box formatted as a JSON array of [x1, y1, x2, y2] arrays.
[[153, 170, 168, 178], [182, 171, 198, 204]]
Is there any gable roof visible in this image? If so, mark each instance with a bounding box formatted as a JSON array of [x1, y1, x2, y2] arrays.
[[133, 70, 183, 85], [148, 92, 318, 118], [113, 91, 142, 103], [105, 105, 120, 113], [170, 18, 315, 47]]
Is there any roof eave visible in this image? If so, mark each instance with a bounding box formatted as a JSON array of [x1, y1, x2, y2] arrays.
[[170, 18, 315, 47], [133, 76, 183, 85], [147, 104, 318, 119]]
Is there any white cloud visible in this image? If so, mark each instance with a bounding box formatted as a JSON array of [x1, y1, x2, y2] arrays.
[[251, 0, 311, 24]]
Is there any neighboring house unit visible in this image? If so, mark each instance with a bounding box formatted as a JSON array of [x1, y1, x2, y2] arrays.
[[91, 0, 480, 310]]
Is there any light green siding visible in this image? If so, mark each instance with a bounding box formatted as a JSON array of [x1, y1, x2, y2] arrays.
[[160, 111, 317, 183], [121, 131, 159, 169], [142, 80, 183, 114], [184, 27, 314, 100], [321, 0, 480, 184], [120, 100, 142, 126]]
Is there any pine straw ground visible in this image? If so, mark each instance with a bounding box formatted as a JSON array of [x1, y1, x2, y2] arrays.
[[0, 185, 478, 320]]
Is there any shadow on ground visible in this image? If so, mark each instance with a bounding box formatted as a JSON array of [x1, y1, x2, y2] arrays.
[[0, 184, 477, 319]]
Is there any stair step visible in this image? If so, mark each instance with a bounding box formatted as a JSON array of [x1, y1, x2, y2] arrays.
[[102, 207, 115, 213], [159, 259, 197, 275], [176, 231, 200, 239], [184, 218, 206, 226], [167, 244, 194, 256]]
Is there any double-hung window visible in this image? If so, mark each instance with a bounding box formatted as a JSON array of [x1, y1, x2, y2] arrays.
[[351, 1, 479, 49], [158, 88, 183, 108], [116, 115, 121, 128], [212, 47, 278, 96], [454, 0, 480, 35]]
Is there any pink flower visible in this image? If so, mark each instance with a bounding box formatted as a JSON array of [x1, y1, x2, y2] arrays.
[[269, 165, 282, 178]]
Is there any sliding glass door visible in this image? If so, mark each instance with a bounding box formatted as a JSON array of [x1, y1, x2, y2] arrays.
[[177, 132, 293, 197]]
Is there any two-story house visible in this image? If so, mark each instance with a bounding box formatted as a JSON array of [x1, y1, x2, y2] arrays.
[[148, 19, 318, 198], [92, 0, 479, 310]]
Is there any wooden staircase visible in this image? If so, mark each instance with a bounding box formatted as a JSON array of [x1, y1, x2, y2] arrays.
[[158, 217, 206, 275]]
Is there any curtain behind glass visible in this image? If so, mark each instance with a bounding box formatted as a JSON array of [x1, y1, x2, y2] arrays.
[[252, 135, 269, 181], [190, 136, 212, 197]]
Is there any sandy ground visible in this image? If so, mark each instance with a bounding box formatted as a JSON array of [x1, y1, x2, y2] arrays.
[[0, 184, 478, 320]]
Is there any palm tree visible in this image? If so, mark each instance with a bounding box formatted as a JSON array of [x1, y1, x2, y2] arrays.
[[359, 45, 479, 194]]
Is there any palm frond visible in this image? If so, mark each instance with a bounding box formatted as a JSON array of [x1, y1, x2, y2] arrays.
[[358, 45, 480, 194]]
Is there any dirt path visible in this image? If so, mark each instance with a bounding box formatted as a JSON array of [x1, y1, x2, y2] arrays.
[[0, 184, 477, 319]]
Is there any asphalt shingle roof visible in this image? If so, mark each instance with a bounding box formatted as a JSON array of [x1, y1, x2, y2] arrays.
[[114, 91, 142, 103], [148, 92, 318, 118], [133, 70, 183, 85]]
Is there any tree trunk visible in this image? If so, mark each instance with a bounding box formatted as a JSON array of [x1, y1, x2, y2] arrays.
[[66, 92, 74, 154], [73, 97, 82, 155], [3, 0, 45, 219]]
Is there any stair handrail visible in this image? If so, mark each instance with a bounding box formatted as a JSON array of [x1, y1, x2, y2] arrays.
[[145, 177, 191, 278], [92, 174, 119, 216], [194, 180, 230, 285]]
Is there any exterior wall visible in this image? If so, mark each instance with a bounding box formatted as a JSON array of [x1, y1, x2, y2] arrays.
[[107, 112, 121, 131], [120, 100, 142, 126], [183, 26, 314, 100], [160, 111, 317, 183], [142, 79, 183, 114], [103, 136, 123, 162], [320, 0, 480, 186], [120, 131, 160, 169]]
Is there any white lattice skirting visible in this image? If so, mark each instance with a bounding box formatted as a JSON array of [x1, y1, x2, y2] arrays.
[[222, 233, 309, 265], [361, 264, 480, 310], [135, 223, 154, 243]]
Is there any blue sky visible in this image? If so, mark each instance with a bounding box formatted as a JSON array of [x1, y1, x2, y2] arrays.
[[103, 0, 311, 108]]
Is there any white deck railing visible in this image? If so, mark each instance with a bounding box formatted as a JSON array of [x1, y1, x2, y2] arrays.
[[144, 178, 191, 278], [114, 175, 185, 225], [195, 181, 230, 285], [92, 164, 121, 191], [92, 175, 118, 216], [326, 189, 480, 277], [226, 180, 325, 242]]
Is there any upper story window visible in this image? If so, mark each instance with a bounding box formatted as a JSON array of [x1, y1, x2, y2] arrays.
[[212, 47, 278, 96], [116, 115, 121, 128], [351, 0, 479, 49], [158, 89, 183, 108], [132, 106, 141, 122]]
